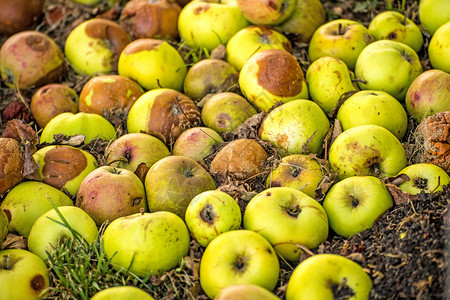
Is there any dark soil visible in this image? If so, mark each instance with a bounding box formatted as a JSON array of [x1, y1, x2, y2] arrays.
[[0, 0, 448, 299]]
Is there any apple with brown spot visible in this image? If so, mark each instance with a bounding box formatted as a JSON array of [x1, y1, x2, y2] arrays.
[[0, 138, 24, 195], [173, 127, 223, 162]]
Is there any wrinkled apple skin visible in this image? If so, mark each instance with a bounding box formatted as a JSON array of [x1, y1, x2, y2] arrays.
[[323, 175, 393, 238], [103, 211, 190, 277], [0, 249, 50, 300], [173, 127, 223, 162], [76, 166, 147, 226], [201, 92, 257, 134], [329, 124, 407, 180], [286, 254, 372, 300], [1, 181, 73, 238], [428, 22, 450, 73], [405, 69, 450, 123], [27, 206, 99, 260], [0, 138, 24, 195], [0, 31, 64, 89], [91, 286, 155, 300], [185, 190, 241, 247], [396, 163, 450, 195]]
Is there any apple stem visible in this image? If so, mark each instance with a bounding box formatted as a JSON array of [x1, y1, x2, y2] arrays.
[[1, 255, 9, 270], [338, 23, 344, 35]]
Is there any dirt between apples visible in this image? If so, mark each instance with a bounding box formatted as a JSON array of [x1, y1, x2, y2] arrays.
[[0, 0, 448, 299]]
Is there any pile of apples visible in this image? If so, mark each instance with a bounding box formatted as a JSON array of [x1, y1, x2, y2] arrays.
[[0, 0, 449, 299]]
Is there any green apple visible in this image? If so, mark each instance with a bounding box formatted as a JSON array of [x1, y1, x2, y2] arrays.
[[183, 58, 238, 100], [239, 49, 309, 112], [185, 190, 241, 247], [199, 230, 280, 299], [405, 69, 450, 123], [226, 25, 293, 71], [323, 175, 393, 238], [308, 19, 375, 70], [30, 83, 79, 128], [126, 88, 201, 145], [428, 21, 450, 73], [419, 0, 450, 35], [103, 211, 190, 277], [39, 112, 117, 145], [336, 90, 408, 140], [0, 31, 64, 89], [215, 283, 279, 300], [0, 181, 73, 238], [0, 209, 7, 245], [65, 18, 131, 75], [237, 0, 296, 25], [258, 99, 330, 156], [244, 187, 328, 261], [178, 0, 250, 52], [91, 286, 155, 300], [76, 166, 147, 226], [173, 127, 223, 162], [286, 254, 372, 300], [28, 206, 99, 260], [70, 0, 102, 5], [275, 0, 326, 44], [145, 155, 216, 219], [368, 11, 424, 52], [105, 132, 170, 180], [266, 154, 324, 198], [329, 124, 407, 180], [201, 92, 257, 134], [396, 163, 450, 195], [0, 249, 50, 300], [33, 145, 98, 197], [118, 39, 187, 91], [306, 56, 358, 114], [354, 40, 423, 101]]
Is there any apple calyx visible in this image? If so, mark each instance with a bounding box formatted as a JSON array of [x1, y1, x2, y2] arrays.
[[200, 204, 216, 225], [182, 168, 195, 178], [331, 277, 355, 299], [234, 255, 249, 273], [286, 204, 301, 218], [414, 177, 428, 190], [349, 194, 359, 208]]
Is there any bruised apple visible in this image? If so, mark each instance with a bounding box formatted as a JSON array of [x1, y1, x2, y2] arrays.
[[0, 138, 24, 195], [0, 0, 43, 36], [173, 127, 223, 162]]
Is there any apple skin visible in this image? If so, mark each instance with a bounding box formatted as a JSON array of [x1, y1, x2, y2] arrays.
[[308, 19, 375, 70], [244, 187, 328, 261], [27, 206, 99, 260], [0, 31, 64, 89], [118, 39, 187, 91], [266, 154, 323, 198], [354, 40, 423, 101], [30, 84, 79, 128], [258, 99, 330, 157], [419, 0, 450, 35], [185, 190, 241, 247], [0, 0, 43, 36], [173, 127, 223, 162], [145, 155, 216, 219], [91, 286, 155, 300], [0, 249, 50, 300], [275, 0, 326, 44], [33, 145, 98, 197], [396, 163, 450, 195], [405, 69, 450, 123], [76, 166, 147, 226], [199, 230, 280, 299], [0, 181, 73, 238], [183, 58, 238, 100], [368, 11, 424, 52], [329, 124, 407, 180], [105, 132, 170, 179], [215, 284, 279, 300], [177, 0, 250, 52], [306, 56, 358, 114], [428, 21, 450, 73], [323, 175, 394, 238], [0, 138, 24, 195], [239, 49, 309, 112], [103, 211, 190, 277], [201, 92, 257, 134], [286, 254, 372, 300], [226, 25, 293, 71], [0, 209, 7, 245], [236, 0, 296, 26], [126, 88, 201, 145], [39, 112, 117, 145], [65, 18, 131, 75], [336, 90, 408, 140]]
